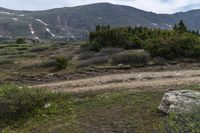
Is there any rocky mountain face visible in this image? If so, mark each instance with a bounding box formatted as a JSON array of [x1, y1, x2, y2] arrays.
[[0, 3, 200, 41]]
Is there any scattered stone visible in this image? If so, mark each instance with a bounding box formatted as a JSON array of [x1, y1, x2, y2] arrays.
[[158, 90, 200, 114], [44, 103, 51, 108]]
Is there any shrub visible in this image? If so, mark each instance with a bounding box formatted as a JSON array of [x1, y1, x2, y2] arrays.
[[145, 33, 200, 59], [89, 41, 101, 52], [55, 56, 70, 70], [77, 56, 109, 67], [110, 50, 150, 66], [124, 36, 143, 50], [0, 85, 54, 120], [16, 38, 26, 44]]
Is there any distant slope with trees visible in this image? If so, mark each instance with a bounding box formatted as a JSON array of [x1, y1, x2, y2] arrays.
[[86, 20, 200, 59]]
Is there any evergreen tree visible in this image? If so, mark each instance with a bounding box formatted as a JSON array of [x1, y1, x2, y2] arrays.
[[173, 24, 177, 31], [177, 20, 188, 33], [96, 25, 101, 31]]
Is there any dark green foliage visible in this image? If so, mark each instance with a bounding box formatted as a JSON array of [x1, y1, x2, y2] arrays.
[[174, 20, 188, 33], [89, 25, 173, 51], [55, 56, 70, 70], [124, 36, 143, 49], [145, 33, 200, 59], [16, 38, 26, 44], [89, 41, 101, 52], [89, 26, 129, 49], [110, 50, 150, 66], [88, 21, 200, 59]]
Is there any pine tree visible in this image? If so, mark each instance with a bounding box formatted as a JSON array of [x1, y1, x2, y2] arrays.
[[173, 24, 177, 31], [96, 25, 101, 31], [173, 20, 188, 33], [177, 20, 187, 33]]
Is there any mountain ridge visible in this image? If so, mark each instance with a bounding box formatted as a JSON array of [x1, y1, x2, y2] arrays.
[[0, 3, 200, 41]]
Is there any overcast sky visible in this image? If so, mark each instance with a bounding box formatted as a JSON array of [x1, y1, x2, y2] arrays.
[[1, 0, 200, 13]]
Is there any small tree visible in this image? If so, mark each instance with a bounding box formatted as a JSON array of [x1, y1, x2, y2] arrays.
[[174, 20, 188, 33], [178, 20, 187, 33], [173, 24, 177, 31]]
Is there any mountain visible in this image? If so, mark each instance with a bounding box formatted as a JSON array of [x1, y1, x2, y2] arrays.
[[0, 3, 200, 41]]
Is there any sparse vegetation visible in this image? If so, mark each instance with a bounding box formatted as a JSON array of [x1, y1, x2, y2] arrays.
[[0, 85, 54, 121], [77, 56, 109, 67], [161, 110, 200, 132], [110, 50, 150, 66], [0, 17, 200, 133], [28, 46, 48, 52], [0, 84, 164, 132]]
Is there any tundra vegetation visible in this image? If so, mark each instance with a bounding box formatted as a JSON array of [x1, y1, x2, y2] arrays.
[[0, 20, 200, 132]]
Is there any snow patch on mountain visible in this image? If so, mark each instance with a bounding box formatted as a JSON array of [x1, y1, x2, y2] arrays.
[[36, 19, 48, 26], [152, 23, 158, 26], [19, 14, 25, 17], [0, 11, 15, 15], [29, 24, 35, 35], [166, 24, 172, 28], [12, 18, 18, 21], [46, 28, 55, 37], [35, 37, 39, 40]]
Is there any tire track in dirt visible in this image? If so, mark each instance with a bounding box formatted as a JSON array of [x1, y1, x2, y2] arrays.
[[34, 70, 200, 93]]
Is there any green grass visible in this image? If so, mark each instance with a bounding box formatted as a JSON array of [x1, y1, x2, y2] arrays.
[[0, 84, 164, 133], [0, 84, 200, 132]]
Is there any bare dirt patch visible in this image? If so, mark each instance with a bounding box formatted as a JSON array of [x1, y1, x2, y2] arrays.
[[34, 69, 200, 93]]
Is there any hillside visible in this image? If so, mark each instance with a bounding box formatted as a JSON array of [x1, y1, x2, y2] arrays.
[[0, 3, 200, 40]]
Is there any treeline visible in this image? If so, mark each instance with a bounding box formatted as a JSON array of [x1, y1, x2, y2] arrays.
[[87, 20, 200, 59]]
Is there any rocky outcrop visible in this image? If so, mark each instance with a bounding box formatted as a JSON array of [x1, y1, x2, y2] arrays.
[[158, 90, 200, 114]]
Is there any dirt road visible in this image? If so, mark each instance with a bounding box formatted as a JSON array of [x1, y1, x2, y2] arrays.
[[34, 70, 200, 93]]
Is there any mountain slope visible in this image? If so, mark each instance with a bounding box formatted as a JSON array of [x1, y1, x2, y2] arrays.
[[0, 3, 199, 40]]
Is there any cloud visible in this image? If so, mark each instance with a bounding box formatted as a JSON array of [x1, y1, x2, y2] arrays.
[[0, 0, 200, 13]]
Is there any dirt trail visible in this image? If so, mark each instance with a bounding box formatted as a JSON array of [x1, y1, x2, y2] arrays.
[[34, 70, 200, 93]]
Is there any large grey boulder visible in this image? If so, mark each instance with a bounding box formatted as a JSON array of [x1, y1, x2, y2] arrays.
[[158, 90, 200, 114]]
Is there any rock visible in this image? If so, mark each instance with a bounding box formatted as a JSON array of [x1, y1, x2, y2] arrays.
[[44, 103, 51, 108], [158, 90, 200, 114], [118, 64, 124, 67]]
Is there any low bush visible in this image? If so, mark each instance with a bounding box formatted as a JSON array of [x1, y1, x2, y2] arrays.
[[145, 33, 200, 59], [16, 38, 26, 44], [55, 56, 71, 70], [77, 56, 109, 67], [110, 50, 150, 66], [0, 85, 54, 120], [77, 51, 96, 60], [88, 41, 101, 52]]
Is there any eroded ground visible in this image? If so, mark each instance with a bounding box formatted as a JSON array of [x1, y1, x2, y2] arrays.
[[34, 69, 200, 93]]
